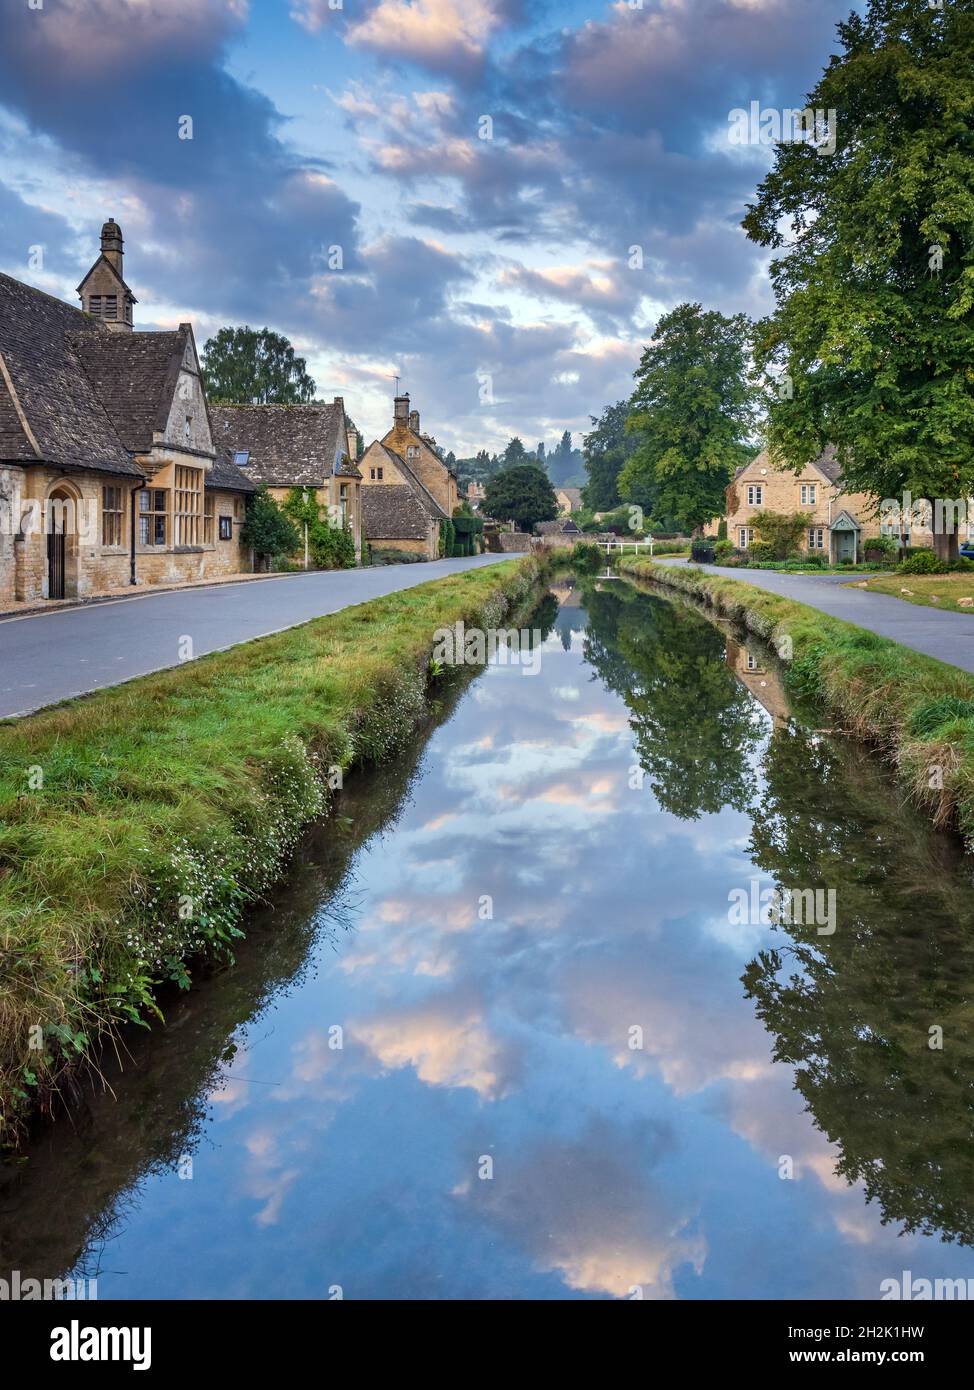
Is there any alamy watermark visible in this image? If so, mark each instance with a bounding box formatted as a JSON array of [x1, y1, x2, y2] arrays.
[[728, 878, 836, 935], [431, 621, 543, 676], [728, 103, 837, 157]]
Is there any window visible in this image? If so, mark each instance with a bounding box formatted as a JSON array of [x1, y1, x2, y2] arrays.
[[338, 483, 349, 527], [103, 294, 117, 321], [746, 653, 758, 671], [124, 301, 132, 325], [204, 493, 214, 545], [738, 526, 753, 548], [101, 486, 124, 547], [407, 446, 420, 460], [88, 295, 102, 316], [234, 496, 242, 520], [219, 515, 233, 541], [747, 484, 763, 505], [233, 451, 250, 467], [174, 466, 203, 546], [800, 483, 817, 505], [808, 527, 825, 549], [369, 466, 383, 481], [138, 489, 167, 545]]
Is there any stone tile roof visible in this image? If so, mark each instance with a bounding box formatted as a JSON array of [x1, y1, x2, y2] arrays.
[[0, 272, 141, 477], [362, 484, 433, 540], [209, 403, 350, 488], [69, 327, 189, 453], [207, 451, 258, 493], [736, 445, 840, 483], [380, 444, 447, 519]]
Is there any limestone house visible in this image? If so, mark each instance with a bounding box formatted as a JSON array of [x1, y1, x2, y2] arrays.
[[556, 486, 583, 515], [370, 394, 458, 517], [466, 480, 486, 508], [359, 440, 446, 559], [718, 446, 933, 561], [209, 401, 363, 562], [536, 518, 581, 548], [0, 220, 254, 606]]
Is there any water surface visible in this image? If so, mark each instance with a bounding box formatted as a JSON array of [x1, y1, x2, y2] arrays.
[[2, 577, 973, 1300]]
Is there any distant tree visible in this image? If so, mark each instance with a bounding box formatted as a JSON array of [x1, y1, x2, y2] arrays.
[[537, 442, 546, 463], [201, 326, 316, 405], [483, 463, 558, 532], [240, 486, 300, 569], [620, 303, 757, 533], [743, 0, 974, 562], [503, 437, 529, 465], [445, 450, 457, 473]]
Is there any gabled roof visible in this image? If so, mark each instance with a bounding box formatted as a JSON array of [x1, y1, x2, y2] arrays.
[[735, 445, 840, 484], [0, 272, 140, 477], [372, 442, 447, 519], [69, 326, 194, 454], [209, 402, 349, 488], [76, 254, 137, 303], [362, 484, 435, 540]]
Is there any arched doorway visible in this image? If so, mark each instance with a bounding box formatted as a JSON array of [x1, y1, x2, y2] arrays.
[[45, 484, 82, 600]]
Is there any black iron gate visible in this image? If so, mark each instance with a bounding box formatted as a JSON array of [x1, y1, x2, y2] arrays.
[[47, 526, 65, 599]]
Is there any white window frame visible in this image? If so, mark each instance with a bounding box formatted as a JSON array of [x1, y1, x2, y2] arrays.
[[800, 483, 817, 506], [807, 527, 825, 550], [738, 526, 753, 549], [747, 484, 763, 505]]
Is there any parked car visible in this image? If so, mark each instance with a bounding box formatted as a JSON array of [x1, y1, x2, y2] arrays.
[[960, 540, 974, 560]]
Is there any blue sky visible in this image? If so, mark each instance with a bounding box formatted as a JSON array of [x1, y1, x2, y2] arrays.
[[0, 0, 861, 455]]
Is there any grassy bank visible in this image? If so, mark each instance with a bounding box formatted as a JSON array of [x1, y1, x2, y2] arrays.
[[0, 556, 543, 1142], [618, 556, 974, 849], [850, 571, 974, 614]]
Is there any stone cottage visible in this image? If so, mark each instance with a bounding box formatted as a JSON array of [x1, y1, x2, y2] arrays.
[[359, 439, 446, 560], [372, 394, 458, 517], [209, 401, 363, 562], [0, 220, 253, 605], [718, 446, 933, 561]]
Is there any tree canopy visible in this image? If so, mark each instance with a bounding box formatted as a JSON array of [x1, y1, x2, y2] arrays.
[[620, 303, 757, 533], [483, 463, 559, 532], [743, 0, 974, 559], [201, 326, 317, 405]]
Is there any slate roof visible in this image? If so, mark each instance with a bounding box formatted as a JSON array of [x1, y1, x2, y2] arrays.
[[69, 327, 191, 454], [0, 272, 141, 477], [207, 451, 258, 493], [209, 403, 353, 488], [362, 484, 433, 540], [377, 443, 447, 519]]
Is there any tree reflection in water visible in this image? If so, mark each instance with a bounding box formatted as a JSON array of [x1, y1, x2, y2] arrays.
[[583, 577, 974, 1247]]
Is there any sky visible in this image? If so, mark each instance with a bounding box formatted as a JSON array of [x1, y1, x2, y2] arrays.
[[0, 0, 863, 457]]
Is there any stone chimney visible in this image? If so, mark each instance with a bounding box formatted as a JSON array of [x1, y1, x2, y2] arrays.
[[101, 218, 124, 275], [347, 426, 359, 459], [409, 408, 420, 433], [394, 393, 410, 425]]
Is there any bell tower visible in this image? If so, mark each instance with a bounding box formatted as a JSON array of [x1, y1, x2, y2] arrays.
[[77, 218, 137, 331]]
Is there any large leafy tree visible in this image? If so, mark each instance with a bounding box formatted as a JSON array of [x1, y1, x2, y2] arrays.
[[582, 399, 638, 511], [483, 463, 558, 532], [201, 326, 317, 405], [743, 0, 974, 560], [620, 303, 757, 532]]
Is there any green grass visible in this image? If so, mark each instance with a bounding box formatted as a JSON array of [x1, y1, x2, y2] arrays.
[[848, 571, 974, 613], [0, 556, 543, 1142], [618, 556, 974, 849]]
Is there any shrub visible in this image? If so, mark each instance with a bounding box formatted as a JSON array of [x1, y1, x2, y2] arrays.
[[714, 538, 736, 561], [898, 549, 945, 575], [570, 540, 603, 572], [754, 510, 808, 559], [717, 519, 728, 541], [743, 540, 775, 563], [864, 535, 901, 561]]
